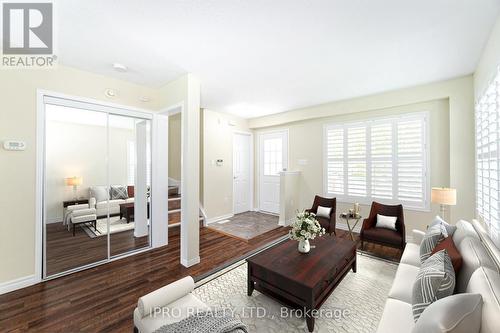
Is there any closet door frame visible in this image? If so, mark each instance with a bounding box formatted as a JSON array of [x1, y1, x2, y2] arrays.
[[37, 89, 154, 281]]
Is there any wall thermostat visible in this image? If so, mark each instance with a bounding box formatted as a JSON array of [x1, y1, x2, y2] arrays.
[[3, 140, 26, 151]]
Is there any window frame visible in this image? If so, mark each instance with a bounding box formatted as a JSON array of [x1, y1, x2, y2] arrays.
[[323, 112, 430, 211]]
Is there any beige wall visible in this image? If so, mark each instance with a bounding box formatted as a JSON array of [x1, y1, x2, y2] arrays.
[[0, 66, 160, 284], [168, 113, 182, 181], [202, 109, 251, 220], [474, 14, 500, 98], [250, 76, 475, 232], [45, 120, 134, 221], [254, 100, 450, 234]]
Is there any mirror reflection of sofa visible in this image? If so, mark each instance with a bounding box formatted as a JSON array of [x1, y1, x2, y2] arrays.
[[89, 185, 134, 218]]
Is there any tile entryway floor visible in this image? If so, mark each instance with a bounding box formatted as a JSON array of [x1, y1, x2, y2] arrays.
[[207, 212, 280, 241]]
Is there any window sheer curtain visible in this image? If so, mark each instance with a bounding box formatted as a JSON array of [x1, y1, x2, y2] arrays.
[[476, 68, 500, 247]]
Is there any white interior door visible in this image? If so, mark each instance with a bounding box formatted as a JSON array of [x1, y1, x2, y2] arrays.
[[233, 133, 251, 214], [259, 131, 288, 214]]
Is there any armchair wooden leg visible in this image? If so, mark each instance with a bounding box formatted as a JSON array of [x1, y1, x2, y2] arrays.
[[73, 224, 75, 236]]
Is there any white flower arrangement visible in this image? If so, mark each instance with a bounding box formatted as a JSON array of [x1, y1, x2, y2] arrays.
[[289, 210, 326, 241]]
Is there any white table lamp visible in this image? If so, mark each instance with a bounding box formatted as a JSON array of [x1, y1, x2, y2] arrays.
[[65, 176, 83, 200], [431, 187, 456, 220]]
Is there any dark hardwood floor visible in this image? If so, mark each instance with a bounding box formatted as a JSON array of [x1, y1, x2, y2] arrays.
[[1, 226, 401, 332], [46, 223, 149, 276], [0, 226, 289, 332]]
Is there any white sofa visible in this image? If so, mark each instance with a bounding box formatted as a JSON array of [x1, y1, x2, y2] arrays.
[[88, 186, 134, 218], [133, 276, 210, 333], [377, 220, 500, 333]]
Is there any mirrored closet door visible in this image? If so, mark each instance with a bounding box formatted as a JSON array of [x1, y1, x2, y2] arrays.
[[43, 96, 152, 278]]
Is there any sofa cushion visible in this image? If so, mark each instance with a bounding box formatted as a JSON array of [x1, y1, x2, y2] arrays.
[[376, 298, 415, 333], [401, 243, 421, 267], [362, 227, 403, 246], [452, 220, 479, 247], [466, 267, 500, 333], [89, 185, 108, 203], [110, 185, 128, 200], [456, 237, 497, 293], [420, 224, 447, 263], [431, 236, 462, 273], [430, 215, 457, 237], [412, 293, 482, 333], [389, 263, 420, 303], [95, 199, 126, 210], [412, 250, 455, 321], [133, 294, 210, 333]]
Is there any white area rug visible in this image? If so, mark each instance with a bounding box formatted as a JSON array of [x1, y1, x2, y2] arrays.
[[193, 254, 397, 333], [82, 216, 135, 238]]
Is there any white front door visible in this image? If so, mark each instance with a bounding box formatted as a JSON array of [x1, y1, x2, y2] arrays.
[[259, 131, 288, 214], [233, 133, 251, 214]]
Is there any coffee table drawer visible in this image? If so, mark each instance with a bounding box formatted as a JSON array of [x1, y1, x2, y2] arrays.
[[250, 263, 306, 297]]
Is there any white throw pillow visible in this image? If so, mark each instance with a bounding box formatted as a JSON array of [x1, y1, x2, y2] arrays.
[[89, 186, 109, 203], [376, 214, 398, 231], [316, 206, 332, 218]]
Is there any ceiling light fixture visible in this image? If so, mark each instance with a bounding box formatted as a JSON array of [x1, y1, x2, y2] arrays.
[[112, 63, 128, 72], [104, 88, 116, 98], [139, 96, 150, 102]]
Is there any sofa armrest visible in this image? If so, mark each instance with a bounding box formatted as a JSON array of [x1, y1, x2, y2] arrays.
[[66, 203, 89, 212], [411, 229, 426, 245], [138, 276, 195, 318]]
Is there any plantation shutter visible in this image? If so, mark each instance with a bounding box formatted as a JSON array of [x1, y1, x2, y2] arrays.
[[347, 126, 367, 197], [325, 127, 344, 195], [476, 70, 500, 245], [324, 112, 428, 210], [371, 122, 393, 199], [397, 118, 426, 207]]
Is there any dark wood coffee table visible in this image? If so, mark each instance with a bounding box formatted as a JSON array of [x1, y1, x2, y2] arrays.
[[247, 237, 356, 332]]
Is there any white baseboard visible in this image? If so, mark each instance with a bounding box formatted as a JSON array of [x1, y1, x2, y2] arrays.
[[0, 275, 38, 295], [206, 213, 234, 225], [279, 217, 296, 226], [181, 256, 200, 267], [46, 217, 62, 224]]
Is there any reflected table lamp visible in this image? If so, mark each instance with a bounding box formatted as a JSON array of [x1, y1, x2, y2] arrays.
[[431, 187, 456, 221], [65, 176, 83, 200]]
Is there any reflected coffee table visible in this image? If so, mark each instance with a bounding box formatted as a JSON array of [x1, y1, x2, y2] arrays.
[[119, 202, 149, 223]]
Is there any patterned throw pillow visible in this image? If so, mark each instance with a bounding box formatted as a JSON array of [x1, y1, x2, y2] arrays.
[[110, 185, 128, 200], [430, 215, 457, 237], [412, 250, 456, 321], [420, 224, 448, 263]]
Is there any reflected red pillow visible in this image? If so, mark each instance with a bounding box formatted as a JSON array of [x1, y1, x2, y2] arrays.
[[431, 236, 462, 273]]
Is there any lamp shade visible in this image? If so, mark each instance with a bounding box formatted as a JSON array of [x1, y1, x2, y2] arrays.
[[431, 187, 456, 205], [65, 176, 82, 186]]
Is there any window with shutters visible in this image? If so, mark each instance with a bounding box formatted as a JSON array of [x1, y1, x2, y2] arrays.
[[324, 112, 429, 210], [476, 69, 500, 247]]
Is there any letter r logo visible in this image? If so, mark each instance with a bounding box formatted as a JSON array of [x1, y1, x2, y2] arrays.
[[2, 2, 53, 54]]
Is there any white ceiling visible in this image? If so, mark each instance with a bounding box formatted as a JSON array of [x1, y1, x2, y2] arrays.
[[57, 0, 500, 118]]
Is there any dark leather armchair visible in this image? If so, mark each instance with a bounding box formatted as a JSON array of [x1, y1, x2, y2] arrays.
[[360, 202, 406, 251], [306, 195, 336, 235]]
